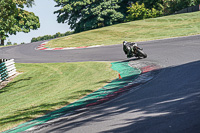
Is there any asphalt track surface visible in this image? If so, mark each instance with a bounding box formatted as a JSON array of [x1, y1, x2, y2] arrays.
[[1, 35, 200, 133]]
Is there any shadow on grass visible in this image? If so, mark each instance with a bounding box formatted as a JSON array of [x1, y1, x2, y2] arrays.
[[0, 77, 32, 94], [0, 101, 69, 127], [96, 80, 111, 84], [74, 89, 93, 94]]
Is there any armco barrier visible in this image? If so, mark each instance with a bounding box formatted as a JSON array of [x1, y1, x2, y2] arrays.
[[0, 59, 16, 83], [175, 4, 200, 14]]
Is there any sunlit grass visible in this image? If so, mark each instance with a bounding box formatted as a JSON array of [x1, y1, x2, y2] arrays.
[[47, 11, 200, 48], [0, 62, 118, 132]]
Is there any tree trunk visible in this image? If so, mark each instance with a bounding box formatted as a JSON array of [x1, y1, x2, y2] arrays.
[[1, 39, 4, 45]]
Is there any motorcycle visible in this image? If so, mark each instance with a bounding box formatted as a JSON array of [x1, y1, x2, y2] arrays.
[[123, 41, 147, 58]]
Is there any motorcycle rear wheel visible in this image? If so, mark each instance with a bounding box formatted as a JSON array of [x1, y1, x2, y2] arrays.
[[137, 49, 147, 58]]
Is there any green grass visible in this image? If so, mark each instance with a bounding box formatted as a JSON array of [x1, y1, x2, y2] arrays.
[[0, 62, 117, 132], [0, 45, 16, 48], [46, 11, 200, 48]]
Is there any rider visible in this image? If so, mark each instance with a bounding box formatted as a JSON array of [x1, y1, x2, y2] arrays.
[[123, 41, 138, 58]]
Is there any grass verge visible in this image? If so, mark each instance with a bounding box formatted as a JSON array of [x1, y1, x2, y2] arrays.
[[46, 11, 200, 48], [0, 62, 117, 132]]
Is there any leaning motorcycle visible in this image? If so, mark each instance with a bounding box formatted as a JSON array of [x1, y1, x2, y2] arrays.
[[123, 41, 147, 58]]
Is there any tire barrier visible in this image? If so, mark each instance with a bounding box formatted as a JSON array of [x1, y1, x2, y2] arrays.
[[0, 59, 16, 83]]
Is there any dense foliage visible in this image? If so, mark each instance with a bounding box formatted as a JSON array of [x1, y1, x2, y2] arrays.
[[0, 0, 40, 45], [54, 0, 124, 32], [126, 2, 162, 22], [54, 0, 200, 33], [31, 31, 73, 42], [162, 0, 200, 14], [137, 0, 200, 14]]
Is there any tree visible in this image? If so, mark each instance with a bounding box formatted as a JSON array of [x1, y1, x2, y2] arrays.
[[162, 0, 200, 14], [138, 0, 164, 10], [31, 31, 73, 42], [118, 0, 136, 16], [137, 0, 200, 15], [0, 0, 40, 45], [126, 2, 163, 22], [55, 32, 61, 38], [6, 39, 12, 45], [54, 0, 124, 32], [0, 0, 16, 44]]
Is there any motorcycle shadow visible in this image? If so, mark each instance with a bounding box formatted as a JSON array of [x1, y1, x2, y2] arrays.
[[122, 57, 143, 62]]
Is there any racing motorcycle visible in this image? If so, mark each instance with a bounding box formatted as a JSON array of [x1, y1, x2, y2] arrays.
[[123, 41, 147, 58]]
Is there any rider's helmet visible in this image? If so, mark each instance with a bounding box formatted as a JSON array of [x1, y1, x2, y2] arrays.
[[123, 41, 127, 46]]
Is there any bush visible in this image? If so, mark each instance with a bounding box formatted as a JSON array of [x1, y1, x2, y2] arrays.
[[31, 31, 74, 43], [126, 2, 163, 22]]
